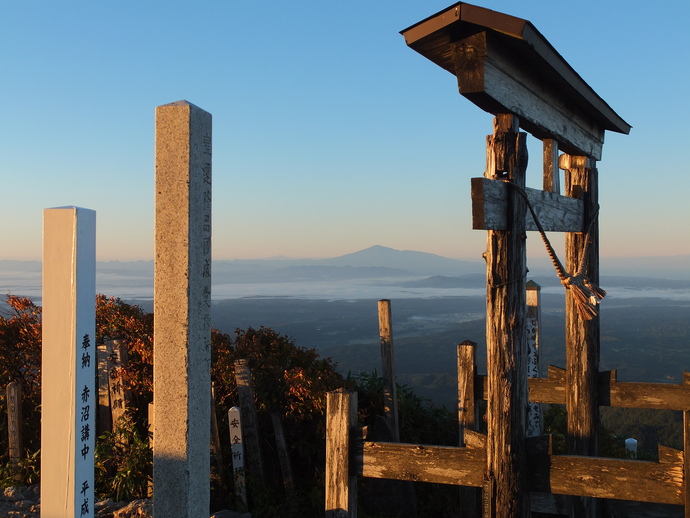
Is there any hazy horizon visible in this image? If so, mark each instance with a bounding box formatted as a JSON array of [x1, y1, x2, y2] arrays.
[[2, 245, 688, 302]]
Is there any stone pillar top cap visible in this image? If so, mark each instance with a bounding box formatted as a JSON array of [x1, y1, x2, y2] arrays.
[[157, 99, 209, 113]]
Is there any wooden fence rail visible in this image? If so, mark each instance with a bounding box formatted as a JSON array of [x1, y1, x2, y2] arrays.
[[326, 388, 689, 516]]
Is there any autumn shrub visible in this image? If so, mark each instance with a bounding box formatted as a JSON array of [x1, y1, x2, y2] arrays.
[[211, 326, 352, 515], [0, 295, 42, 456]]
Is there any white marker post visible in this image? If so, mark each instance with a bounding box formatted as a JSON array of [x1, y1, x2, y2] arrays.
[[41, 207, 96, 518], [228, 406, 248, 507]]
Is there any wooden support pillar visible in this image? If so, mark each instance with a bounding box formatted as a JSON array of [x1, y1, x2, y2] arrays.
[[234, 359, 266, 493], [6, 381, 23, 466], [562, 154, 600, 518], [458, 340, 481, 518], [683, 372, 690, 518], [457, 340, 477, 446], [96, 341, 112, 435], [271, 412, 295, 493], [526, 280, 542, 437], [543, 139, 560, 194], [378, 299, 399, 442], [325, 389, 358, 518], [483, 114, 529, 517]]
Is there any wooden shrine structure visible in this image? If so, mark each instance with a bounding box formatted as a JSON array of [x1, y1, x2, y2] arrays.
[[325, 3, 690, 518]]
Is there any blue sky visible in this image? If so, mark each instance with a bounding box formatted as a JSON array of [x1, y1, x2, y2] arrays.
[[1, 1, 689, 261]]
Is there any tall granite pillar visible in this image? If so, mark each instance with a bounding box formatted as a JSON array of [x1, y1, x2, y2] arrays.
[[153, 100, 212, 518]]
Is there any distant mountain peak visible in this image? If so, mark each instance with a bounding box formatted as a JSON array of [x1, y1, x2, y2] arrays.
[[318, 245, 482, 276]]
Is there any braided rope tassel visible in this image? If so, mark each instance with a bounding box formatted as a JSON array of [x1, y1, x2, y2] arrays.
[[509, 183, 605, 320]]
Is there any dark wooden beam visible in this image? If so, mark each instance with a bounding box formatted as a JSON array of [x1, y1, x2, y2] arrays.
[[530, 446, 684, 506], [453, 32, 606, 159], [471, 177, 583, 232], [479, 368, 690, 410], [358, 441, 486, 487]]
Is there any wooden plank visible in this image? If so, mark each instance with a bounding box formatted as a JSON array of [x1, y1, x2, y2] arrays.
[[360, 441, 485, 488], [528, 377, 566, 405], [228, 406, 247, 507], [326, 389, 357, 518], [271, 412, 295, 493], [684, 409, 690, 518], [484, 114, 530, 517], [6, 381, 23, 465], [530, 447, 684, 505], [234, 359, 265, 493], [378, 299, 399, 442], [564, 156, 600, 516], [464, 429, 487, 450], [543, 139, 560, 194], [453, 32, 606, 159], [481, 369, 690, 410], [457, 340, 477, 446], [608, 381, 690, 410], [96, 341, 112, 435], [530, 492, 569, 515], [108, 339, 130, 431], [526, 281, 542, 437], [210, 387, 226, 493], [471, 177, 584, 232]]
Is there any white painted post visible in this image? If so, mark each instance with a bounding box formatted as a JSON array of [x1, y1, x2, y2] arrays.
[[153, 100, 212, 518], [41, 206, 96, 518], [625, 437, 638, 459], [526, 280, 542, 437], [228, 406, 248, 507]]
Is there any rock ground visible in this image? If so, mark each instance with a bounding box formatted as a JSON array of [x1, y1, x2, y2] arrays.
[[0, 487, 250, 518]]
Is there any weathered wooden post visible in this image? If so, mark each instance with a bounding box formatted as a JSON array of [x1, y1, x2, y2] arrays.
[[228, 406, 248, 507], [271, 412, 295, 493], [457, 340, 477, 446], [6, 381, 23, 466], [482, 114, 530, 517], [234, 359, 266, 493], [96, 341, 112, 435], [325, 389, 358, 518], [41, 206, 96, 518], [108, 339, 130, 430], [457, 340, 481, 518], [526, 280, 542, 437], [378, 299, 399, 441], [562, 154, 600, 517], [153, 100, 212, 518]]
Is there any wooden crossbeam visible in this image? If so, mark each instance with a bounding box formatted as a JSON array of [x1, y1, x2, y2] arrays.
[[353, 437, 684, 506], [471, 177, 583, 232], [529, 439, 684, 506], [476, 367, 690, 411], [357, 441, 485, 487]]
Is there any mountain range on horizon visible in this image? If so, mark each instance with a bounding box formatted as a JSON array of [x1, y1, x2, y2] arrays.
[[1, 245, 688, 289]]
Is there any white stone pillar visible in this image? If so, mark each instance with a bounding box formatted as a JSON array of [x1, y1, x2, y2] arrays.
[[153, 100, 212, 518], [41, 206, 96, 518]]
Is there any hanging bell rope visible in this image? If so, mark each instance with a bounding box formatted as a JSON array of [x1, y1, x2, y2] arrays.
[[507, 182, 606, 320]]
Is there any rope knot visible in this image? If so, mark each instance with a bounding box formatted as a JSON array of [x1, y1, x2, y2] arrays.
[[506, 182, 606, 321]]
